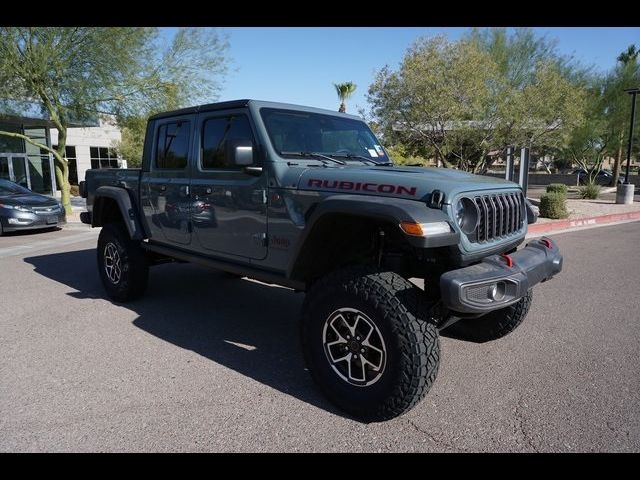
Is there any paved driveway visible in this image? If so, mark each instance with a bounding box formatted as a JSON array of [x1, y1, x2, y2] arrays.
[[1, 223, 639, 451]]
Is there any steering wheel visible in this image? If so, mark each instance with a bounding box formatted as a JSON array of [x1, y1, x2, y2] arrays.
[[335, 149, 351, 154]]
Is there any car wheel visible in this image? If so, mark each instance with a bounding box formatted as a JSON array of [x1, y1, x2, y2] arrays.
[[301, 267, 440, 422], [97, 222, 149, 302]]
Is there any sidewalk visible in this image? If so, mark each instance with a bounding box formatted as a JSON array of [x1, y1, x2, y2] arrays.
[[527, 187, 640, 235], [62, 196, 87, 224]]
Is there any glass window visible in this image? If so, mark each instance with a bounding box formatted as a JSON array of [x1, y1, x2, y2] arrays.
[[156, 121, 190, 169], [260, 108, 388, 162], [90, 146, 119, 170], [202, 115, 254, 169], [0, 123, 25, 152], [55, 145, 78, 185]]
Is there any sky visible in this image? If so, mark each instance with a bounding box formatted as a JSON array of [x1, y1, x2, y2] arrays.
[[165, 27, 640, 113]]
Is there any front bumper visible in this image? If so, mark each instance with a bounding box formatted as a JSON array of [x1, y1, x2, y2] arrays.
[[1, 209, 64, 232], [440, 237, 563, 314]]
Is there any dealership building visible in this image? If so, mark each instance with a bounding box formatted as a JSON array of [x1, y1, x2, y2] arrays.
[[0, 106, 125, 197]]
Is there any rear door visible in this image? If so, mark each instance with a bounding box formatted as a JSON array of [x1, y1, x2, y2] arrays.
[[143, 115, 194, 246], [190, 109, 268, 260]]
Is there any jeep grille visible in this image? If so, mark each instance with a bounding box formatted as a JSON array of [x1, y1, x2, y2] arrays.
[[472, 192, 525, 243]]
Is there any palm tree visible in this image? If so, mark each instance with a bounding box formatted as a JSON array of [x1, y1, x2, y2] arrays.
[[617, 45, 638, 64], [334, 82, 357, 113]]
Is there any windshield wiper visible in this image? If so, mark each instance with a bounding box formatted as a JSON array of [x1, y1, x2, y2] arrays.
[[329, 153, 392, 166], [280, 151, 346, 165]]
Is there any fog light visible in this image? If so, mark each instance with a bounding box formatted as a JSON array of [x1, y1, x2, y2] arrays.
[[489, 282, 506, 301], [8, 218, 32, 225]]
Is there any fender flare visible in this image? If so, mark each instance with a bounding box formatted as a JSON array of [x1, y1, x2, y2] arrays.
[[286, 194, 459, 279], [92, 186, 145, 240]]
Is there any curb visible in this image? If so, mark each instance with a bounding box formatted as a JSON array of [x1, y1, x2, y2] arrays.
[[528, 210, 640, 235]]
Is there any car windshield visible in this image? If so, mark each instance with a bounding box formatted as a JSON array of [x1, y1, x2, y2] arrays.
[[260, 108, 391, 164], [0, 179, 31, 195]]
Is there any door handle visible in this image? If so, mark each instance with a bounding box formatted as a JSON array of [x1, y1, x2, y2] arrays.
[[205, 187, 212, 194]]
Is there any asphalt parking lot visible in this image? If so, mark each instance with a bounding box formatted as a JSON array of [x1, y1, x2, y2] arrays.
[[1, 222, 639, 452]]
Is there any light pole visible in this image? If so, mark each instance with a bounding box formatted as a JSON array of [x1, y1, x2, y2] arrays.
[[617, 87, 639, 204]]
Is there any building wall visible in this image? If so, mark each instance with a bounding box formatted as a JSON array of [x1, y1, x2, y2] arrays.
[[50, 116, 124, 183]]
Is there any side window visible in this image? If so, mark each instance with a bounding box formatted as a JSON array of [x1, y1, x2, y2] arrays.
[[156, 120, 191, 169], [202, 115, 255, 169]]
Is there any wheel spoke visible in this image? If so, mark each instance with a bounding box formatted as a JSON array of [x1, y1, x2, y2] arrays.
[[322, 307, 387, 387], [331, 351, 352, 364], [361, 352, 382, 371], [329, 319, 347, 343], [362, 341, 383, 357]]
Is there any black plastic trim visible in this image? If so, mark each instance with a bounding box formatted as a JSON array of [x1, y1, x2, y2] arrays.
[[143, 242, 305, 291], [287, 194, 460, 279], [92, 186, 145, 240], [440, 237, 563, 314]]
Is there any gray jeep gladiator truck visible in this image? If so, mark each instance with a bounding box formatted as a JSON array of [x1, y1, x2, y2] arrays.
[[80, 99, 563, 421]]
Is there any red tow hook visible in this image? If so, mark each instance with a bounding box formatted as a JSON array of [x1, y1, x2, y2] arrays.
[[500, 253, 514, 268], [541, 238, 553, 249]]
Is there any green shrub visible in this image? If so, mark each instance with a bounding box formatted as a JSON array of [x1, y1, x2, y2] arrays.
[[539, 192, 568, 219], [579, 183, 600, 199], [546, 183, 568, 196], [385, 145, 430, 166]]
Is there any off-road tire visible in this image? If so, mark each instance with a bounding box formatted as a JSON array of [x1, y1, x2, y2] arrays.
[[97, 222, 149, 302], [443, 289, 533, 343], [301, 267, 440, 422]]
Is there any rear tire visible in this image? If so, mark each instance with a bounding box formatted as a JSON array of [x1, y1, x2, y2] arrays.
[[443, 289, 533, 343], [97, 222, 149, 302], [301, 267, 440, 422]]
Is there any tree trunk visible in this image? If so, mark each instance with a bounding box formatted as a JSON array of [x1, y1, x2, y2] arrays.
[[612, 134, 623, 185], [54, 127, 72, 216], [339, 102, 346, 113]]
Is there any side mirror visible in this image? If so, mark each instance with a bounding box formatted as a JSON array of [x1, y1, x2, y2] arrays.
[[233, 145, 254, 166]]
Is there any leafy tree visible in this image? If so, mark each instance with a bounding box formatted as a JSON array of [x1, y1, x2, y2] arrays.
[[604, 44, 639, 184], [368, 36, 501, 171], [0, 27, 228, 214], [112, 115, 148, 168], [334, 81, 357, 113], [561, 82, 608, 185], [368, 30, 588, 173]]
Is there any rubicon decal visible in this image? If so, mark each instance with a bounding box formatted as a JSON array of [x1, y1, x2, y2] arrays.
[[307, 179, 417, 196]]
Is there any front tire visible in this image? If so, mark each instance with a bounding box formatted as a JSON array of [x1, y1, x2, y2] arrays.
[[301, 267, 440, 422], [97, 222, 149, 302], [443, 289, 533, 342]]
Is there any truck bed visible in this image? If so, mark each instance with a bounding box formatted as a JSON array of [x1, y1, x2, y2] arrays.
[[83, 168, 142, 212]]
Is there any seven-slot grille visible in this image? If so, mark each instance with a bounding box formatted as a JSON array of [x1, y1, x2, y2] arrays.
[[472, 192, 524, 243]]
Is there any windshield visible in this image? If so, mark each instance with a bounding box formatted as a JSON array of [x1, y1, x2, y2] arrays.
[[0, 179, 31, 195], [260, 108, 390, 163]]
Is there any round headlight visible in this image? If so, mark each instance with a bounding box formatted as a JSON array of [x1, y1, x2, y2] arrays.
[[455, 197, 479, 235]]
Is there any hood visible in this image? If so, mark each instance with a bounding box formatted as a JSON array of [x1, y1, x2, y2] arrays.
[[297, 165, 520, 203], [0, 192, 60, 207]]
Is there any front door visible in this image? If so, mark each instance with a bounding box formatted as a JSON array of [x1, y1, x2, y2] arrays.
[[143, 116, 194, 246], [190, 111, 268, 260]]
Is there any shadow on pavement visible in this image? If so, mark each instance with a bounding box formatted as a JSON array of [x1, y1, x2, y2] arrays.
[[23, 248, 345, 418]]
